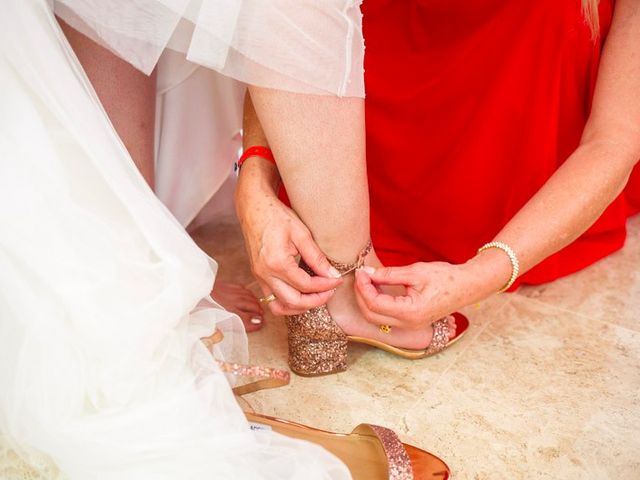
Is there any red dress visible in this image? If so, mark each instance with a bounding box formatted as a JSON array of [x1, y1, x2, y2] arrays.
[[362, 0, 639, 287]]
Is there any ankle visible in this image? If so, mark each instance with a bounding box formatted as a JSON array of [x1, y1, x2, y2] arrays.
[[318, 237, 371, 266]]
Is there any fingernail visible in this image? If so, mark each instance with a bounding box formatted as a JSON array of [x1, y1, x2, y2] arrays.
[[250, 317, 262, 325], [362, 266, 376, 275], [328, 266, 341, 278]]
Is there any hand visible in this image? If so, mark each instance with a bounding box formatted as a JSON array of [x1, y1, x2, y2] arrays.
[[236, 164, 342, 316], [354, 253, 510, 329]]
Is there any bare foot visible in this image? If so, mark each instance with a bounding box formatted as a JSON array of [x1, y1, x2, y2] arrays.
[[328, 250, 456, 349], [211, 281, 264, 332]]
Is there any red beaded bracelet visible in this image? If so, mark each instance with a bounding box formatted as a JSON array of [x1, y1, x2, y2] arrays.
[[237, 146, 276, 169]]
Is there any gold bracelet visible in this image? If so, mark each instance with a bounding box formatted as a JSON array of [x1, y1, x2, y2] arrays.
[[477, 241, 520, 293]]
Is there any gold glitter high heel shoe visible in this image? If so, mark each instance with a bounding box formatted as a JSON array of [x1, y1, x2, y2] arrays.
[[202, 329, 451, 479], [286, 240, 469, 376]]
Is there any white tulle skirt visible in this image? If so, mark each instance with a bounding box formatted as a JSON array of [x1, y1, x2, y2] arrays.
[[0, 1, 350, 478], [53, 0, 365, 97]]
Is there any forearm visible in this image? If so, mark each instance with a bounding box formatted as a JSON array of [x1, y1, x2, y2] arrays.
[[239, 91, 280, 194], [487, 142, 634, 271], [462, 141, 637, 300], [466, 0, 640, 293]]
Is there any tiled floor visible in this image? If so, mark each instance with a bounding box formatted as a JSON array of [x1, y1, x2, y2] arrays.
[[193, 213, 640, 480]]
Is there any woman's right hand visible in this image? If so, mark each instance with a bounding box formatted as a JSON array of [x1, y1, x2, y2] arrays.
[[235, 159, 342, 316]]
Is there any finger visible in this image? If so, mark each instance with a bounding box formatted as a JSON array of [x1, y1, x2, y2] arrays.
[[256, 254, 339, 298], [361, 265, 418, 286], [294, 229, 342, 279], [268, 300, 308, 316], [354, 288, 403, 327], [255, 277, 334, 314], [353, 271, 404, 327], [235, 300, 264, 315], [270, 277, 336, 311], [282, 257, 342, 293], [232, 289, 262, 304], [355, 269, 418, 319], [222, 287, 261, 303]]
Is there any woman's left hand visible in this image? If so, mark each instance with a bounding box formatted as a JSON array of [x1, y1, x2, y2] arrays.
[[354, 252, 511, 329]]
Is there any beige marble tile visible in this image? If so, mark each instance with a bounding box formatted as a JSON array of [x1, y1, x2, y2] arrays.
[[518, 214, 640, 333], [401, 295, 640, 479], [192, 213, 640, 479]]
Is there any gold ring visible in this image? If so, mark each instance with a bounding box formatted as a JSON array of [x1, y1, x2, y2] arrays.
[[259, 293, 277, 304], [379, 324, 392, 334]]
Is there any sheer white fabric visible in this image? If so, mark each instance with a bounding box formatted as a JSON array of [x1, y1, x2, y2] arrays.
[[0, 2, 350, 479], [54, 0, 365, 97]]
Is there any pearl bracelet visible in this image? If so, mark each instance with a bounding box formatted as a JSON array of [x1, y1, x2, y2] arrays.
[[477, 241, 520, 293]]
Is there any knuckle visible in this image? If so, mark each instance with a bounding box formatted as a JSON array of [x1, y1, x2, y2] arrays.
[[314, 251, 328, 268], [263, 257, 278, 270], [379, 267, 393, 280], [298, 228, 313, 242], [280, 297, 298, 310]]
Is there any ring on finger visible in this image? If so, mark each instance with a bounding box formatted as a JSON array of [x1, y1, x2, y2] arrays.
[[259, 293, 277, 304]]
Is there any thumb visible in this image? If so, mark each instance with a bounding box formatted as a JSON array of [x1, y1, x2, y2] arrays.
[[295, 231, 341, 279], [360, 265, 417, 286]]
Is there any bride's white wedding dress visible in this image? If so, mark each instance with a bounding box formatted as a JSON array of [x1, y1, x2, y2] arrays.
[[0, 1, 350, 478]]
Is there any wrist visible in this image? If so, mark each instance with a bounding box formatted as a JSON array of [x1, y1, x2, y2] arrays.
[[237, 156, 281, 193], [462, 247, 514, 298], [235, 162, 280, 223]]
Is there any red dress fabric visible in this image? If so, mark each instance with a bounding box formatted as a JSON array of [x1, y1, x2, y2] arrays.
[[362, 0, 639, 287]]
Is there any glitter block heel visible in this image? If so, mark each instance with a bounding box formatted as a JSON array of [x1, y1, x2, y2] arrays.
[[287, 315, 348, 376]]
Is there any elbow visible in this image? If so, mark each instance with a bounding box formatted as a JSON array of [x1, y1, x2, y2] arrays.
[[579, 129, 640, 170]]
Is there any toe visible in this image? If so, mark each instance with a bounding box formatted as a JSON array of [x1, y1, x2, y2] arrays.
[[238, 301, 263, 316], [447, 315, 457, 338]]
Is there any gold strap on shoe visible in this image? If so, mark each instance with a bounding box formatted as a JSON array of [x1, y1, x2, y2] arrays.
[[201, 329, 224, 350], [423, 317, 453, 356], [327, 240, 373, 276], [299, 240, 372, 278], [201, 329, 291, 395], [217, 361, 291, 396], [353, 424, 413, 480]]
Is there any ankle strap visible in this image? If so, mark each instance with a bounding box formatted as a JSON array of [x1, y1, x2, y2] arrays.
[[201, 329, 291, 396], [327, 240, 372, 277], [217, 361, 291, 396], [352, 423, 413, 479]]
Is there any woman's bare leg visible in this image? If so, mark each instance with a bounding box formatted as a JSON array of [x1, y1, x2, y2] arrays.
[[249, 87, 453, 348], [248, 88, 370, 261], [58, 18, 156, 188]]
